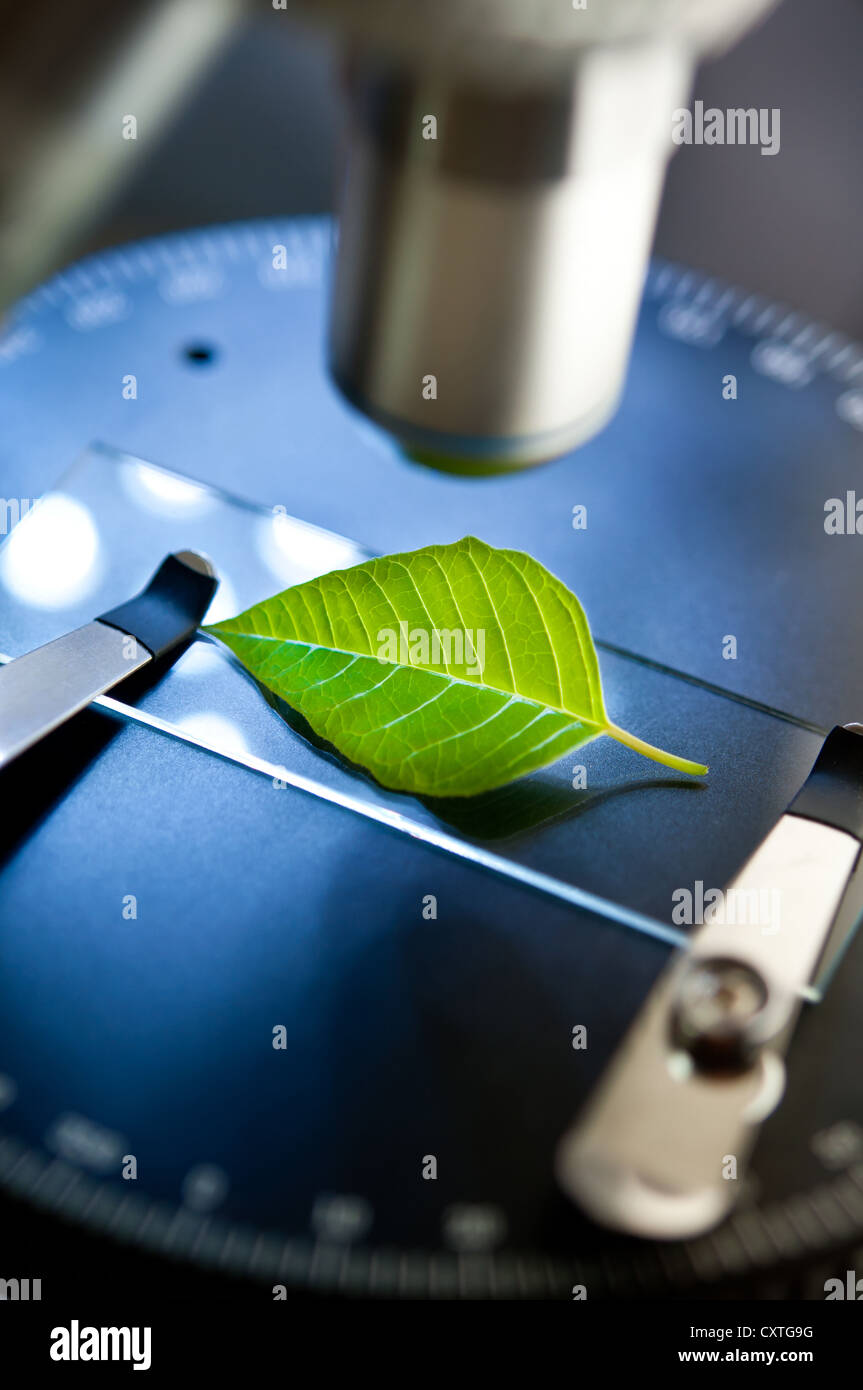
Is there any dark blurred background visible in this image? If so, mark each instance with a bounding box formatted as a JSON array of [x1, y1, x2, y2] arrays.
[[78, 0, 863, 338]]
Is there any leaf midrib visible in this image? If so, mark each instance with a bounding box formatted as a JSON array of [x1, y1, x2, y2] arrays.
[[206, 628, 606, 732]]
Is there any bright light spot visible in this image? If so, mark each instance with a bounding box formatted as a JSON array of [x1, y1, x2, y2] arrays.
[[202, 574, 238, 625], [256, 510, 360, 586], [120, 460, 214, 517], [171, 639, 223, 678], [175, 711, 249, 756], [667, 1051, 694, 1083], [0, 493, 101, 609]]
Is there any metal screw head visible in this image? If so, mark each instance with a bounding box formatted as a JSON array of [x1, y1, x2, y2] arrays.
[[670, 956, 773, 1074]]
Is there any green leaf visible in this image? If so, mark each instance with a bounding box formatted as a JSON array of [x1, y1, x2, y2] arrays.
[[203, 536, 707, 797]]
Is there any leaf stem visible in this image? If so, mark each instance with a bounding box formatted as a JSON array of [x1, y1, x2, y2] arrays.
[[605, 723, 708, 777]]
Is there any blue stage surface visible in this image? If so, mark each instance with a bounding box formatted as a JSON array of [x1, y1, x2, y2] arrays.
[[0, 220, 861, 1297]]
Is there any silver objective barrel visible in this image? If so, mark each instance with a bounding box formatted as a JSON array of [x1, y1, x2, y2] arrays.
[[294, 0, 777, 472]]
